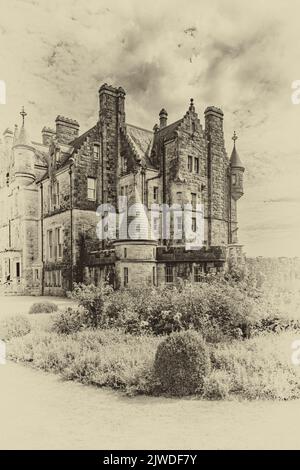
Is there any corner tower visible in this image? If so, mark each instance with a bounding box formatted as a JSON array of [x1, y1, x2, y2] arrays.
[[12, 107, 36, 186], [229, 131, 245, 244]]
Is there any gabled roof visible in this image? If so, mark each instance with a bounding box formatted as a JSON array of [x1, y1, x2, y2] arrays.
[[155, 118, 182, 142], [125, 123, 155, 169], [69, 125, 97, 152]]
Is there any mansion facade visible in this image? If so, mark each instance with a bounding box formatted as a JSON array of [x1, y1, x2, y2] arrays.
[[0, 84, 245, 295]]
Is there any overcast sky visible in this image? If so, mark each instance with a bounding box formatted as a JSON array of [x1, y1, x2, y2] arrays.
[[0, 0, 299, 257]]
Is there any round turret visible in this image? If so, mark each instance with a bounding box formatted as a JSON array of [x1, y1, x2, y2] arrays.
[[12, 107, 35, 186], [230, 132, 244, 200]]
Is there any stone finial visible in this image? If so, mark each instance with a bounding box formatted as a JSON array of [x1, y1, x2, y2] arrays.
[[20, 106, 27, 127], [159, 108, 168, 128], [189, 98, 195, 112], [232, 131, 238, 145]]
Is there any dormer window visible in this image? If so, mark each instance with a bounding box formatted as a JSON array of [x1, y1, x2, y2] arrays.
[[52, 181, 59, 209], [93, 144, 100, 160], [55, 149, 60, 166], [121, 155, 128, 173]]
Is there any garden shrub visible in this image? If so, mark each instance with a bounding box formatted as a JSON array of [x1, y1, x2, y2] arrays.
[[69, 282, 113, 328], [117, 282, 264, 340], [154, 330, 211, 396], [0, 314, 31, 341], [202, 370, 231, 400], [29, 301, 58, 314], [52, 306, 88, 334]]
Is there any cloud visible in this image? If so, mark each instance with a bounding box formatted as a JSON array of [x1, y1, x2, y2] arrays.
[[0, 0, 299, 256]]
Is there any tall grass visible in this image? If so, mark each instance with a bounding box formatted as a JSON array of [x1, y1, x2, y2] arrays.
[[7, 326, 300, 400]]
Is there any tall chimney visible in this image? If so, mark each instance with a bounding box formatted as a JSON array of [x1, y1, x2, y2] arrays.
[[41, 126, 56, 146], [55, 116, 80, 144], [159, 108, 168, 129]]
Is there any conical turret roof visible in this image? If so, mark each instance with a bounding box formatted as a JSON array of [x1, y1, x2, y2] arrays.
[[230, 131, 244, 169], [14, 107, 32, 147]]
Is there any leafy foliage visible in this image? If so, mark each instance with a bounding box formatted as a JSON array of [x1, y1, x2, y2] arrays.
[[0, 314, 31, 341], [29, 301, 58, 314], [68, 282, 113, 328], [154, 330, 211, 396]]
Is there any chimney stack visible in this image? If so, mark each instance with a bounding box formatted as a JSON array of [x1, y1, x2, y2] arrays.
[[55, 116, 79, 144], [41, 126, 56, 146], [159, 108, 168, 129]]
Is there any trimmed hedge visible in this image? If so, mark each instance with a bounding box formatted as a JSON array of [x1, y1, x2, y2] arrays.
[[29, 301, 58, 314], [154, 330, 211, 396]]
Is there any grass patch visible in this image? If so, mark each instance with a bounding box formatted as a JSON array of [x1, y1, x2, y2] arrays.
[[6, 319, 300, 400]]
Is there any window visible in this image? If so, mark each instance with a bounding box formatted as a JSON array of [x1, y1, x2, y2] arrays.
[[48, 230, 53, 260], [93, 144, 100, 160], [56, 227, 63, 259], [176, 192, 183, 206], [54, 149, 60, 166], [35, 269, 39, 281], [188, 155, 193, 172], [124, 248, 127, 258], [194, 157, 199, 174], [87, 177, 96, 201], [153, 186, 159, 202], [194, 265, 203, 282], [120, 186, 124, 196], [191, 193, 197, 210], [153, 266, 156, 286], [232, 174, 237, 185], [192, 121, 196, 133], [124, 267, 129, 287], [121, 154, 128, 173], [57, 270, 62, 287], [192, 217, 197, 232], [52, 181, 59, 209], [16, 262, 20, 279], [177, 216, 182, 231], [165, 266, 173, 283]]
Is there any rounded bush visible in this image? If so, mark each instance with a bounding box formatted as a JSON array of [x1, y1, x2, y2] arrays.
[[29, 301, 58, 314], [154, 330, 211, 396]]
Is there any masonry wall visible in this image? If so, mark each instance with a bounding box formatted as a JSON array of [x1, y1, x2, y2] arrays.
[[205, 109, 230, 246]]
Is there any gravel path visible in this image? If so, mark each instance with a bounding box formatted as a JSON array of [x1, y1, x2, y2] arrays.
[[1, 361, 300, 449]]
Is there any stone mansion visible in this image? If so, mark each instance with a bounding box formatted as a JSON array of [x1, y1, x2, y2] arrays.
[[0, 84, 245, 295]]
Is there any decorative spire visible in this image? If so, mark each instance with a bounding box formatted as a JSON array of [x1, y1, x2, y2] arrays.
[[15, 106, 31, 146], [230, 131, 244, 169], [232, 130, 238, 146], [20, 106, 27, 127], [189, 98, 195, 112], [13, 124, 19, 145]]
